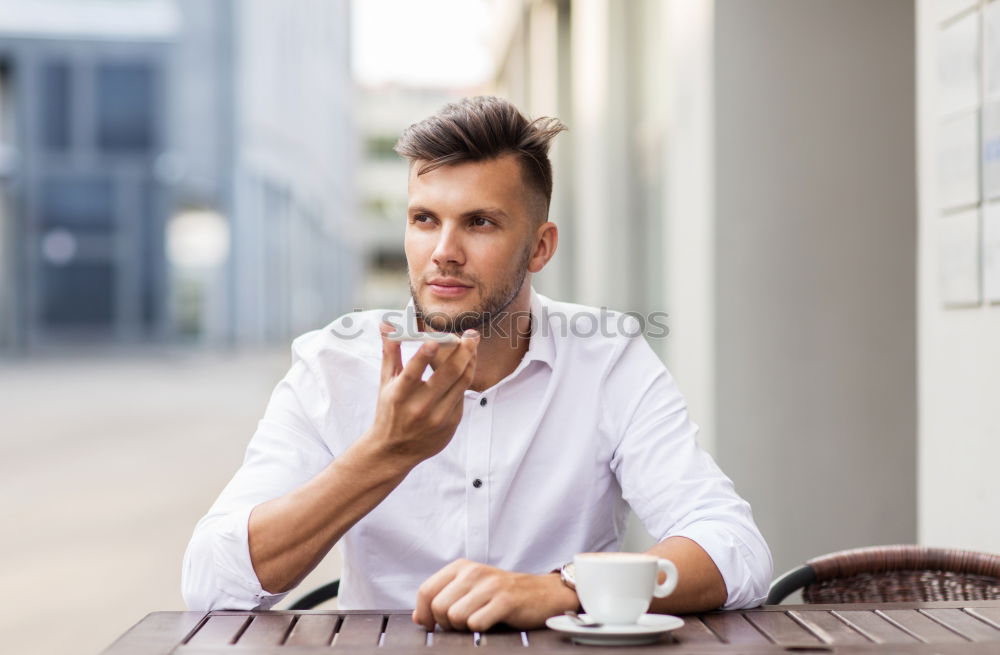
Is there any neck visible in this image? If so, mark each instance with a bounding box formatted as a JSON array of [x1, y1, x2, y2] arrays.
[[468, 284, 533, 392]]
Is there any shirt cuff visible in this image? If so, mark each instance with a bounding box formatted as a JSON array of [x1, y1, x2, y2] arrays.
[[211, 504, 289, 610], [669, 521, 769, 610]]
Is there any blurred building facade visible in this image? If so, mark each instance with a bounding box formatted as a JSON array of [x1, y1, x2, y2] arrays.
[[0, 1, 176, 350], [487, 0, 919, 575], [227, 0, 358, 344], [0, 0, 357, 353]]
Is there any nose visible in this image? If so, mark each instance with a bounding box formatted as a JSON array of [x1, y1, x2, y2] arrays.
[[431, 221, 465, 269]]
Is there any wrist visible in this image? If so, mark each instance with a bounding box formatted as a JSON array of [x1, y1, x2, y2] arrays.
[[344, 431, 419, 480], [547, 572, 581, 612]]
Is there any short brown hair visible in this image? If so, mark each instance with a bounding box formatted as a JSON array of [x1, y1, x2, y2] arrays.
[[394, 96, 566, 222]]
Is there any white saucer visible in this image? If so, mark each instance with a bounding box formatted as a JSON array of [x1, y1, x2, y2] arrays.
[[544, 613, 684, 646]]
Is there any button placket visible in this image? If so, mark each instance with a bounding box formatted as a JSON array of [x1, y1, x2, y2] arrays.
[[465, 392, 493, 563]]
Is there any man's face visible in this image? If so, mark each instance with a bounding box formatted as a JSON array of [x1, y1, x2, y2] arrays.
[[404, 154, 538, 333]]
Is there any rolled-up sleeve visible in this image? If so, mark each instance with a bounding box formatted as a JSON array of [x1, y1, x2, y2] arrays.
[[182, 334, 334, 610], [606, 334, 772, 609]]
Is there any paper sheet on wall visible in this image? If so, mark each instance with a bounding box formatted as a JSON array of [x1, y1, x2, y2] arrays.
[[938, 111, 980, 209], [938, 10, 979, 116], [983, 204, 1000, 302], [986, 1, 1000, 101], [938, 209, 981, 307], [983, 103, 1000, 199]]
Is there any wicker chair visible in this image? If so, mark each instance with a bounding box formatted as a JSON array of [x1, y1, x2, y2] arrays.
[[766, 545, 1000, 605]]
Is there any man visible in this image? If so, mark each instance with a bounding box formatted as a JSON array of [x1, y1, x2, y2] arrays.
[[182, 96, 771, 631]]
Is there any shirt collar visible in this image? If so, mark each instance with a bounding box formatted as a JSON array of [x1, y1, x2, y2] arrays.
[[523, 287, 556, 369]]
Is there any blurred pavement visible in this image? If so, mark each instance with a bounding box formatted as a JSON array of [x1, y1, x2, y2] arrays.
[[0, 348, 343, 655]]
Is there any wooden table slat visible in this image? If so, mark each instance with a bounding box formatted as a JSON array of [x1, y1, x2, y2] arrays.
[[430, 627, 478, 649], [745, 610, 822, 645], [701, 611, 772, 644], [101, 611, 205, 655], [234, 614, 296, 646], [184, 615, 250, 646], [334, 614, 385, 648], [669, 616, 722, 644], [921, 608, 1000, 642], [382, 613, 431, 647], [877, 609, 969, 644], [478, 628, 528, 649], [832, 610, 920, 644], [787, 610, 872, 645], [967, 607, 1000, 629], [283, 614, 340, 646], [523, 626, 571, 649]]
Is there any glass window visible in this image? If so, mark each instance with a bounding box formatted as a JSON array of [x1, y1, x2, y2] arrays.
[[96, 61, 156, 152], [42, 261, 115, 325], [41, 61, 71, 151], [41, 176, 114, 228]]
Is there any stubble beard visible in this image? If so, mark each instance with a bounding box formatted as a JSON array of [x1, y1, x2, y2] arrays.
[[409, 243, 533, 334]]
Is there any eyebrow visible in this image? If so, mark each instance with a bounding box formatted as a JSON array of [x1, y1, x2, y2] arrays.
[[408, 205, 511, 220]]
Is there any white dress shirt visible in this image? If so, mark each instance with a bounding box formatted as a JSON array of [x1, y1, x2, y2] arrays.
[[182, 290, 772, 611]]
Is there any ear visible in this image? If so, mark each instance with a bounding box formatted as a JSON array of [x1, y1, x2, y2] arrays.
[[527, 221, 558, 273]]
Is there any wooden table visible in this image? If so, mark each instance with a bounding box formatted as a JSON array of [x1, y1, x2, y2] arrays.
[[100, 601, 1000, 654]]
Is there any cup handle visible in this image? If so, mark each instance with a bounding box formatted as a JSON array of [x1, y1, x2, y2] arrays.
[[653, 558, 679, 598]]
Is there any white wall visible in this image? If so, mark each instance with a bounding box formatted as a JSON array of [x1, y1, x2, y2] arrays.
[[710, 0, 917, 576], [917, 0, 1000, 551]]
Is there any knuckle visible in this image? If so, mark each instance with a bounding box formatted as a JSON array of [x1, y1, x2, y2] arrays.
[[430, 598, 449, 617], [485, 575, 505, 593], [446, 606, 464, 625]]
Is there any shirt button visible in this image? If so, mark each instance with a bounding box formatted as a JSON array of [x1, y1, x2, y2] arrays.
[[472, 478, 483, 488], [480, 397, 487, 407]]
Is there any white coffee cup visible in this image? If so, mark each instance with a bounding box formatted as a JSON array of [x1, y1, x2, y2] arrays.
[[573, 552, 679, 625]]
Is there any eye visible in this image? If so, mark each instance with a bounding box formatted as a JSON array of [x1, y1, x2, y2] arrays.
[[471, 216, 492, 227], [411, 213, 434, 224]]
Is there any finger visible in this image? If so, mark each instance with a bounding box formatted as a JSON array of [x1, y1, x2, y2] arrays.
[[426, 331, 479, 396], [429, 575, 480, 631], [427, 338, 461, 371], [379, 322, 403, 384], [466, 599, 510, 633], [414, 560, 465, 630], [429, 349, 476, 426], [396, 340, 439, 391], [438, 336, 478, 404], [440, 582, 497, 632]]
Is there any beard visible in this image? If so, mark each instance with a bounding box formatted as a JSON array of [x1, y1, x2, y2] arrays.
[[409, 242, 532, 334]]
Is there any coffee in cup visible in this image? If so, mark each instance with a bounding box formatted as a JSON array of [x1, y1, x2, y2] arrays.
[[573, 552, 679, 625]]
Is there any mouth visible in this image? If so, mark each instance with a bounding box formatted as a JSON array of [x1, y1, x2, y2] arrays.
[[426, 278, 474, 299]]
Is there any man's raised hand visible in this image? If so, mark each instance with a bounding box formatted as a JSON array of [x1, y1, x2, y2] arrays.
[[366, 323, 479, 467]]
